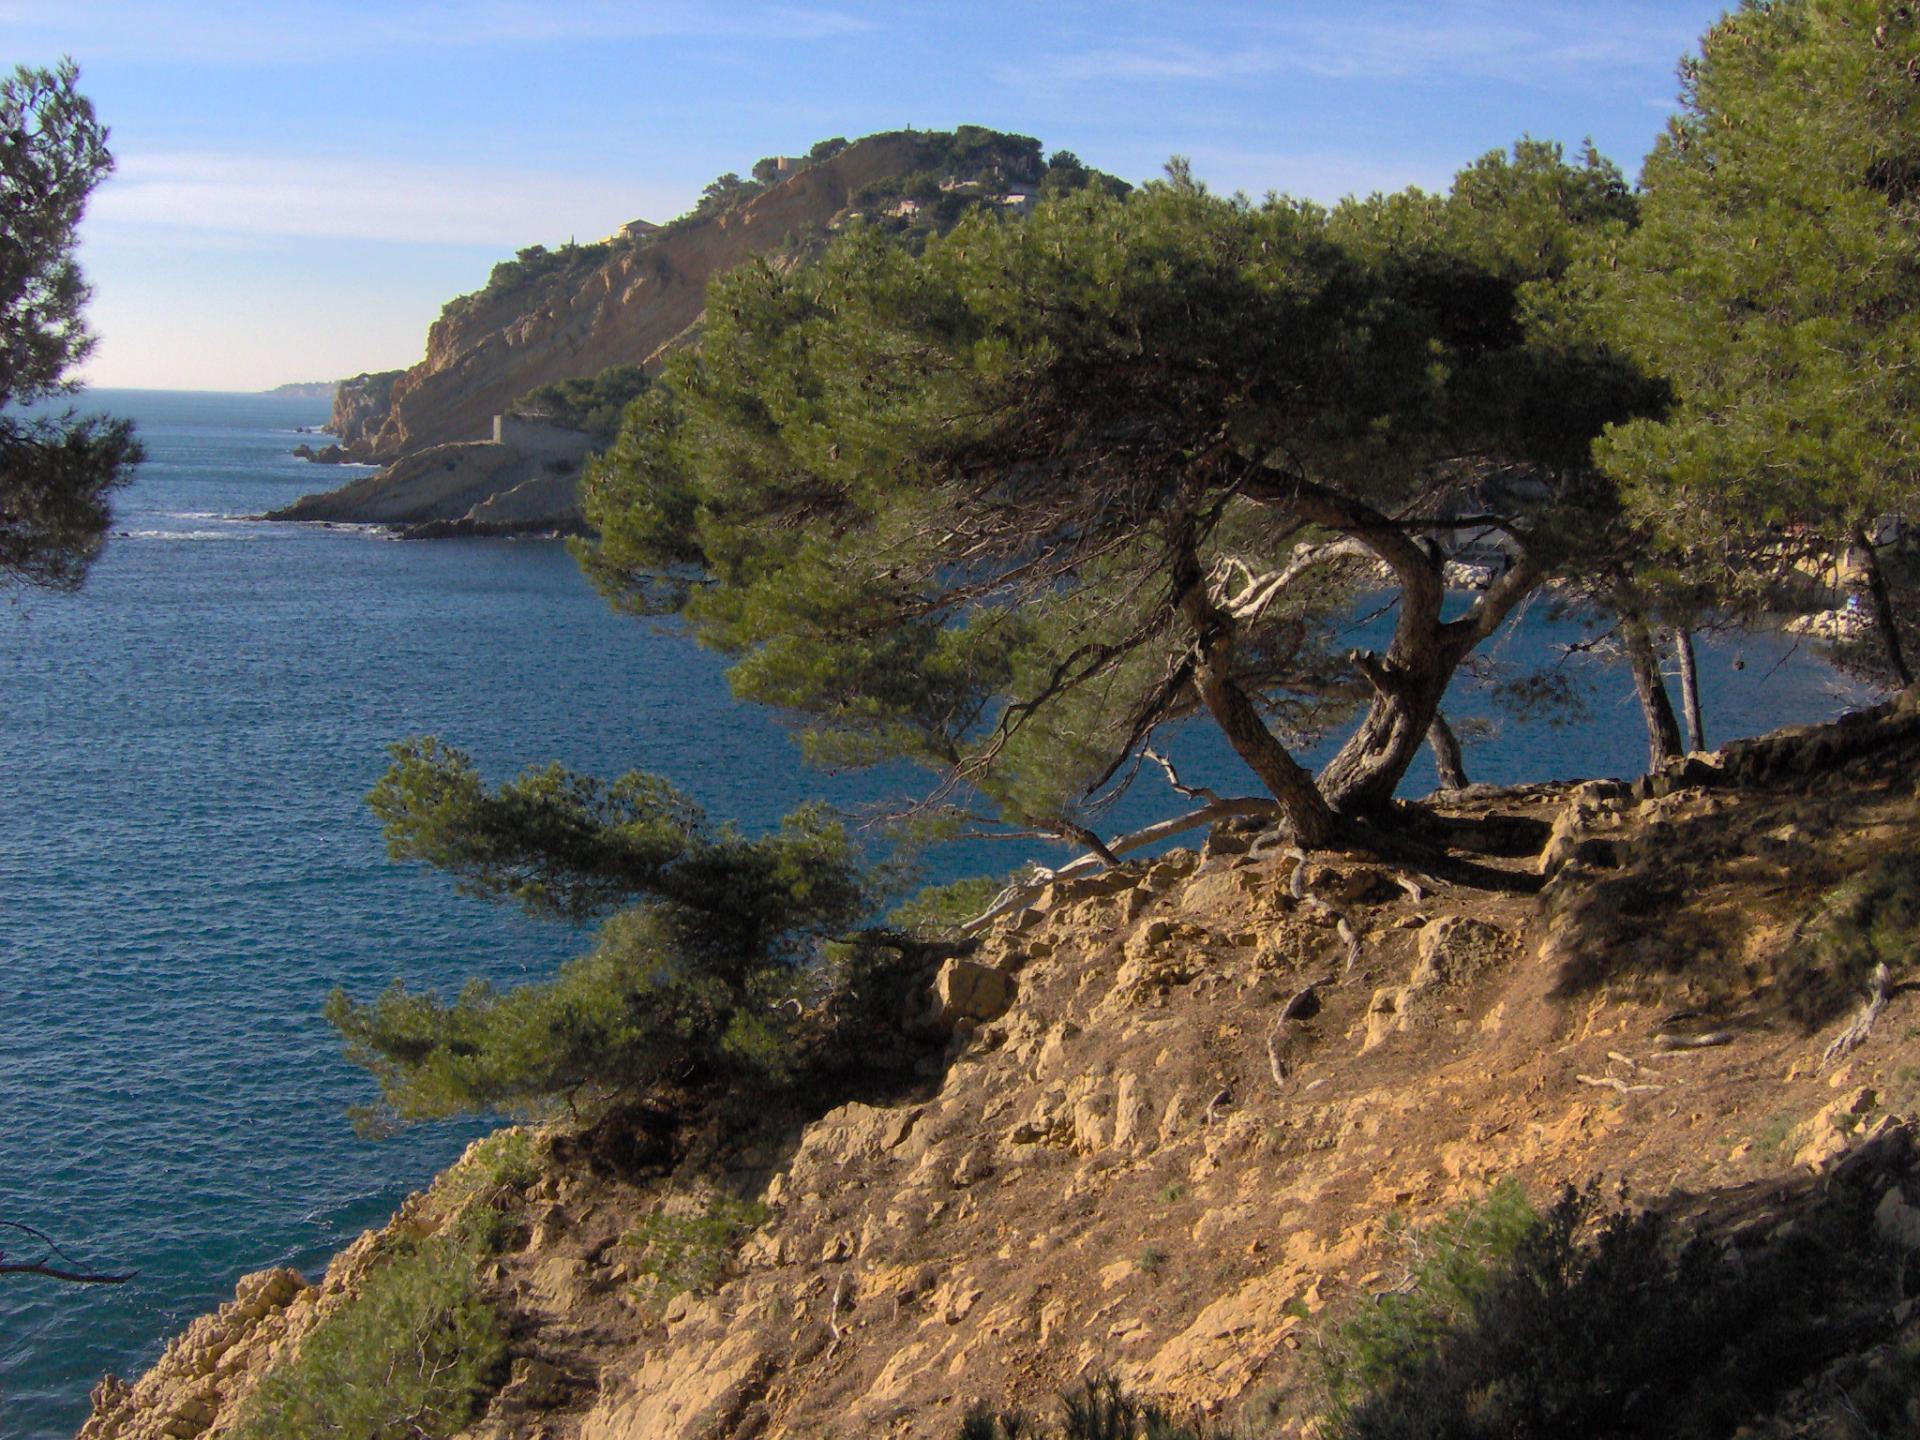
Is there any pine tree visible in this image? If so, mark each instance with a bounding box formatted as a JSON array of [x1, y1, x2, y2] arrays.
[[1, 60, 140, 591], [580, 148, 1650, 848], [1598, 0, 1920, 691]]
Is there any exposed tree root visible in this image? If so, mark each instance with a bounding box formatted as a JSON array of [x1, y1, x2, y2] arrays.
[[1821, 963, 1891, 1071], [1654, 1031, 1734, 1051]]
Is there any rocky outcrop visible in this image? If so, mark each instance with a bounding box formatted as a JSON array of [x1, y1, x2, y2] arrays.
[[347, 135, 919, 466], [79, 734, 1920, 1440], [281, 135, 931, 531], [269, 417, 598, 536], [78, 1225, 397, 1440], [328, 369, 405, 453]]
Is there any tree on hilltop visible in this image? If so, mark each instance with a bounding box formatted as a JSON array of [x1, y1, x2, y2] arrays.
[[1, 59, 140, 592], [1597, 0, 1920, 693], [577, 145, 1654, 851]]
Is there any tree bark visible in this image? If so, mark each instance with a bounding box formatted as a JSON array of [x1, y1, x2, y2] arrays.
[[1673, 628, 1706, 752], [1171, 523, 1336, 846], [1191, 650, 1336, 845], [1315, 552, 1541, 814], [1852, 528, 1913, 689], [1235, 467, 1541, 817], [1621, 609, 1683, 771], [1428, 711, 1469, 790]]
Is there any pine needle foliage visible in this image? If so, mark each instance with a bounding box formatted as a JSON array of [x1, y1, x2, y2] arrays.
[[327, 738, 873, 1126], [1, 60, 142, 591], [620, 1196, 772, 1301], [1597, 0, 1920, 686], [232, 1240, 504, 1440], [579, 146, 1651, 845]]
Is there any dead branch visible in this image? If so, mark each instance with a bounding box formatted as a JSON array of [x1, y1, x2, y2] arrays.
[[1280, 982, 1323, 1022], [0, 1221, 133, 1285], [1265, 1017, 1291, 1088], [1821, 963, 1891, 1070], [1602, 1051, 1669, 1082], [958, 796, 1278, 933], [1143, 747, 1221, 805], [1265, 982, 1324, 1089], [1214, 537, 1376, 624], [826, 1271, 852, 1349], [1653, 1031, 1734, 1051], [1204, 1087, 1234, 1125], [1576, 1074, 1665, 1096]]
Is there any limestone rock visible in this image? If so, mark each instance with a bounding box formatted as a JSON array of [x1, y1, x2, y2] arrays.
[[1110, 919, 1212, 1008], [578, 1331, 768, 1440], [1792, 1088, 1879, 1170], [1411, 917, 1509, 988], [1362, 987, 1405, 1053], [786, 1101, 924, 1173], [932, 958, 1015, 1029]]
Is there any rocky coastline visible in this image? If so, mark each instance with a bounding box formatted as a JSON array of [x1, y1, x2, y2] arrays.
[[77, 711, 1920, 1439]]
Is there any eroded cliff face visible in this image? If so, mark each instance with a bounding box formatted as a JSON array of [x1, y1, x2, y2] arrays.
[[348, 135, 919, 464], [78, 729, 1920, 1440], [329, 370, 405, 453]]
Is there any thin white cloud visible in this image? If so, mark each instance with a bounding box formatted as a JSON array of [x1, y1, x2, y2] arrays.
[[1009, 3, 1703, 91], [5, 0, 873, 64], [87, 150, 685, 247]]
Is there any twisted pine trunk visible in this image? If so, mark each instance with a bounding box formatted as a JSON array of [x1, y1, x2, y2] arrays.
[[1313, 552, 1541, 815], [1171, 526, 1337, 847], [1674, 628, 1706, 752], [1620, 607, 1683, 771], [1853, 529, 1913, 690], [1428, 712, 1469, 790]]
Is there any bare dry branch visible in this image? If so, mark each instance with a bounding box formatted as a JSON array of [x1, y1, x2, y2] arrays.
[[1821, 963, 1891, 1070], [0, 1221, 133, 1285]]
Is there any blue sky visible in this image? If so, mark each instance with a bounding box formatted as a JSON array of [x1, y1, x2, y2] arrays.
[[7, 1, 1735, 392]]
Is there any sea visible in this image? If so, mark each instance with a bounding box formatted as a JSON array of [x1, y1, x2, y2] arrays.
[[0, 390, 1877, 1438]]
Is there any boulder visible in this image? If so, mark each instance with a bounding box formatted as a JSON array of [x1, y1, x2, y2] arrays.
[[934, 958, 1014, 1026], [1411, 917, 1509, 988]]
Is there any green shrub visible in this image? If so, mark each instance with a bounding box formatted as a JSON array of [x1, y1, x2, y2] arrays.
[[441, 241, 613, 321], [960, 1378, 1209, 1440], [511, 363, 652, 441], [234, 1240, 504, 1440], [1788, 852, 1920, 1024], [620, 1196, 771, 1300], [465, 1128, 541, 1190], [455, 1202, 516, 1258], [888, 873, 1010, 935], [1316, 1179, 1538, 1418], [1319, 1174, 1913, 1439]]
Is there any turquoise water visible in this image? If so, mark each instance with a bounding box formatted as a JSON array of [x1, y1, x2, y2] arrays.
[[0, 392, 1874, 1438]]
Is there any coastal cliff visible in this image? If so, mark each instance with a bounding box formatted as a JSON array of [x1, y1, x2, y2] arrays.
[[330, 370, 406, 453], [79, 716, 1920, 1440], [352, 133, 920, 463], [273, 129, 1085, 533]]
